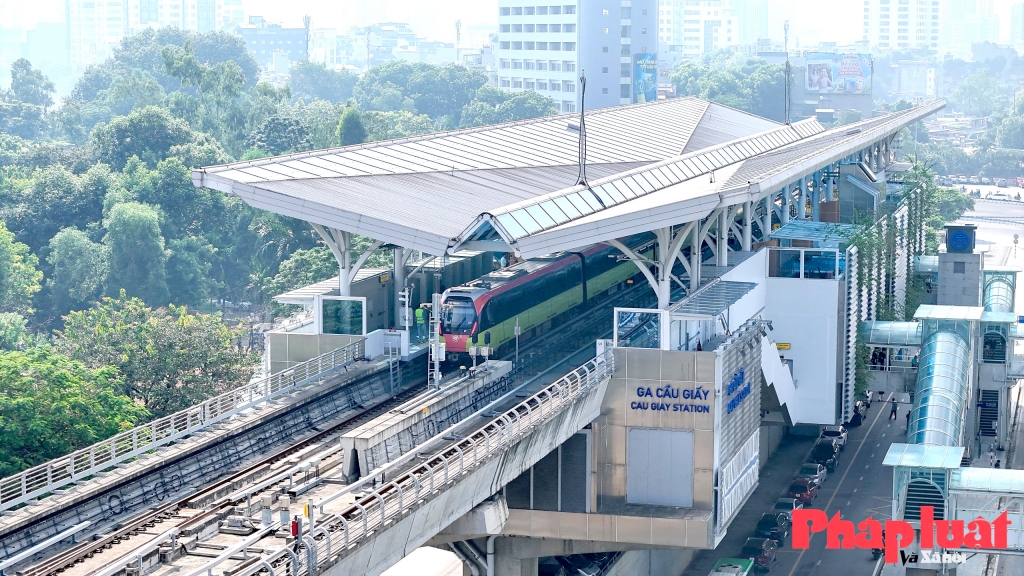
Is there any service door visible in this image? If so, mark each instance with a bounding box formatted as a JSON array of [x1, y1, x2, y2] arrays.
[[626, 428, 694, 507]]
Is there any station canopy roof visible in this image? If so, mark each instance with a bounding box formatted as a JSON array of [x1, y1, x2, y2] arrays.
[[193, 98, 944, 258]]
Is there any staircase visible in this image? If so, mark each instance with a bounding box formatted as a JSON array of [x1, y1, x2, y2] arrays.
[[904, 479, 945, 520]]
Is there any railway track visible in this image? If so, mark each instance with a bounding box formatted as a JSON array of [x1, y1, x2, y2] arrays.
[[21, 277, 658, 575]]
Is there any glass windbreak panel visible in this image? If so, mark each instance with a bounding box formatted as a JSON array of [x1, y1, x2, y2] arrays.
[[566, 192, 597, 214], [647, 168, 672, 187], [691, 156, 711, 172], [683, 159, 703, 175], [525, 205, 556, 229], [622, 176, 647, 196], [769, 249, 802, 278], [553, 196, 582, 219], [719, 147, 739, 163], [539, 200, 569, 225], [633, 173, 658, 192], [710, 150, 728, 166], [600, 183, 626, 203], [838, 252, 847, 279], [616, 310, 661, 349], [803, 251, 838, 279], [611, 180, 636, 199], [322, 299, 364, 335], [592, 185, 615, 207], [511, 210, 543, 234], [666, 163, 687, 181], [656, 166, 680, 184], [578, 189, 605, 211], [496, 213, 528, 238], [675, 161, 695, 178]]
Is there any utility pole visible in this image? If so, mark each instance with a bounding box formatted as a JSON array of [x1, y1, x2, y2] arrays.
[[784, 20, 791, 125], [455, 20, 462, 64]]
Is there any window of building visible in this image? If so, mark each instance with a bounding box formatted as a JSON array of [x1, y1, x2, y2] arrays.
[[525, 60, 536, 70], [513, 24, 523, 32], [603, 8, 609, 15], [512, 60, 523, 69], [538, 24, 548, 32], [550, 60, 561, 70], [525, 6, 535, 15], [602, 45, 608, 52], [564, 5, 575, 14], [500, 41, 511, 49], [513, 41, 523, 49], [500, 59, 511, 69], [642, 8, 647, 15], [538, 61, 548, 70], [500, 7, 510, 15], [550, 42, 561, 50], [602, 87, 609, 94], [537, 41, 548, 50], [564, 81, 575, 92], [564, 102, 576, 112], [525, 80, 535, 89], [564, 61, 575, 71], [513, 78, 523, 88], [564, 42, 575, 50], [621, 84, 630, 98], [525, 24, 535, 32], [621, 44, 630, 55], [551, 23, 561, 32], [512, 7, 523, 15], [538, 80, 548, 90], [602, 66, 608, 73], [500, 78, 511, 87], [641, 27, 647, 34], [550, 5, 561, 14], [621, 25, 630, 37], [565, 23, 576, 32], [603, 27, 609, 34], [538, 6, 548, 14], [954, 261, 966, 274], [551, 81, 561, 91], [501, 24, 510, 32], [621, 7, 631, 18], [621, 63, 631, 77], [525, 41, 535, 49]]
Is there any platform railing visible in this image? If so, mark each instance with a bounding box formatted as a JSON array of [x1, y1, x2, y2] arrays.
[[0, 338, 366, 512], [302, 349, 613, 574]]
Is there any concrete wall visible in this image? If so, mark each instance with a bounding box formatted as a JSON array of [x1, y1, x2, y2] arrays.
[[758, 423, 787, 469], [765, 276, 841, 425], [267, 333, 363, 374], [937, 251, 982, 306], [604, 548, 696, 576]]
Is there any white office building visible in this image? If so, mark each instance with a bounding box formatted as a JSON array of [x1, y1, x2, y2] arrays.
[[863, 0, 940, 51], [658, 0, 738, 60], [494, 0, 659, 113]]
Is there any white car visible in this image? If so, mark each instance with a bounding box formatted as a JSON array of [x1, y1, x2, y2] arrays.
[[820, 425, 848, 450], [990, 192, 1013, 202]]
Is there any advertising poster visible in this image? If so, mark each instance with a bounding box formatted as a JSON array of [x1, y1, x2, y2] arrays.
[[805, 53, 872, 94], [633, 53, 658, 103]]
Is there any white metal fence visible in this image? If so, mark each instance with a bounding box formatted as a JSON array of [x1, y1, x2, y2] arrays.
[[289, 350, 613, 575], [0, 339, 366, 512]]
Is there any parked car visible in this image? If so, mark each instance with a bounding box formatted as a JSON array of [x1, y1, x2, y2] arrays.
[[970, 175, 980, 184], [742, 538, 778, 572], [997, 178, 1009, 187], [982, 177, 992, 185], [820, 425, 848, 450], [787, 478, 819, 503], [1016, 176, 1024, 187], [771, 498, 804, 520], [796, 463, 828, 487], [709, 558, 754, 576], [755, 512, 791, 545], [958, 175, 969, 184], [991, 192, 1013, 202], [809, 438, 841, 472]]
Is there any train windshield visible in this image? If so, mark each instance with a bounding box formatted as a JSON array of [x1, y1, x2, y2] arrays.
[[441, 297, 476, 335]]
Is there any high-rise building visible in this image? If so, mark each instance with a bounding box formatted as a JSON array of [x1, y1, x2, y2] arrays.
[[129, 0, 235, 34], [67, 0, 128, 72], [494, 1, 658, 113], [1012, 3, 1024, 45], [729, 0, 768, 44], [863, 0, 940, 51], [658, 0, 738, 63]]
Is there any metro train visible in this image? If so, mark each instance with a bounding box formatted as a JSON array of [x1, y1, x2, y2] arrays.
[[439, 235, 655, 362]]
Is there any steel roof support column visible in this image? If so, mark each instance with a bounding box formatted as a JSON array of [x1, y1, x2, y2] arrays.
[[780, 187, 791, 226], [312, 224, 384, 297], [811, 170, 821, 222], [611, 223, 692, 309], [393, 248, 414, 329], [690, 221, 702, 291], [798, 177, 809, 220], [717, 210, 729, 267], [761, 197, 772, 243], [741, 201, 752, 252]]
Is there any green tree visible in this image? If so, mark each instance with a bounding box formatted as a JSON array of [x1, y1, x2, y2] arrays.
[[92, 106, 197, 169], [0, 346, 149, 476], [289, 60, 358, 103], [407, 63, 487, 122], [0, 99, 45, 139], [459, 86, 557, 127], [102, 69, 166, 116], [284, 99, 343, 149], [166, 236, 219, 306], [0, 312, 28, 350], [46, 228, 107, 316], [57, 295, 258, 416], [3, 163, 105, 251], [0, 222, 42, 315], [246, 115, 313, 155], [362, 110, 435, 141], [996, 115, 1024, 149], [951, 70, 1004, 117], [10, 58, 55, 109], [337, 106, 367, 145], [104, 202, 169, 305]]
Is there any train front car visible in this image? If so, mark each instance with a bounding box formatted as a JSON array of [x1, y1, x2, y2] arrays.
[[439, 286, 485, 361]]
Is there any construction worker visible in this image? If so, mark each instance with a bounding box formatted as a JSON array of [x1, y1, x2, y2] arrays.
[[415, 304, 426, 340]]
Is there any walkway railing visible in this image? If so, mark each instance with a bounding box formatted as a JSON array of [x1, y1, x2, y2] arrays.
[[0, 339, 366, 512], [297, 350, 613, 575]]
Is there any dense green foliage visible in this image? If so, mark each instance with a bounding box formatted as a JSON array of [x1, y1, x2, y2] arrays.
[[670, 51, 787, 122]]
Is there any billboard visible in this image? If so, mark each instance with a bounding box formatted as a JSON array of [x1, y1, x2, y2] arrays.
[[633, 53, 657, 103], [805, 54, 872, 95]]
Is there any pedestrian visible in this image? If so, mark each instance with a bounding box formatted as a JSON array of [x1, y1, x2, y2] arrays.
[[889, 398, 898, 420], [906, 410, 910, 428], [996, 460, 1001, 469], [878, 390, 885, 402]]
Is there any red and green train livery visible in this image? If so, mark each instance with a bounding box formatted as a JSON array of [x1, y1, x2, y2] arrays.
[[439, 236, 653, 360]]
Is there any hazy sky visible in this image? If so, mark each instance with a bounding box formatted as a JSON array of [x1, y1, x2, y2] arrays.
[[11, 0, 1024, 46]]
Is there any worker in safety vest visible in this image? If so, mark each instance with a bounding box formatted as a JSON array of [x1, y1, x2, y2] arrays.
[[415, 305, 426, 340]]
